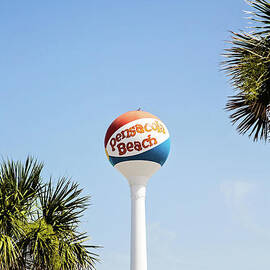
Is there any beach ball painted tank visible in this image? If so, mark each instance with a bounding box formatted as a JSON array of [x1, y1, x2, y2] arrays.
[[105, 110, 170, 180]]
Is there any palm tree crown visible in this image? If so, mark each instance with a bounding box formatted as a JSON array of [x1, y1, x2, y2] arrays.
[[223, 0, 270, 141], [0, 157, 99, 270]]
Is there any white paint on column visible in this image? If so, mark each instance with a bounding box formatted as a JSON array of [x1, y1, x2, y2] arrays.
[[114, 161, 161, 270], [130, 183, 147, 270]]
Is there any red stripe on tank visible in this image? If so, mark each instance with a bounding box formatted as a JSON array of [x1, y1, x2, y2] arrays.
[[104, 111, 159, 148]]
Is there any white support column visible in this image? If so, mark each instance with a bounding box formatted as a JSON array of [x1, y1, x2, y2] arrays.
[[115, 161, 160, 270], [130, 182, 148, 270]]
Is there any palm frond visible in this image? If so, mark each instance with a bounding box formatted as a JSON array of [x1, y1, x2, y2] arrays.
[[246, 0, 270, 35], [222, 31, 270, 141], [19, 219, 58, 270], [0, 157, 43, 235], [57, 233, 99, 270], [39, 177, 89, 233], [0, 234, 22, 269], [0, 157, 99, 269]]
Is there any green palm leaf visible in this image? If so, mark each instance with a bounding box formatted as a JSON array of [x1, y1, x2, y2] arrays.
[[0, 157, 42, 235], [38, 178, 99, 269], [246, 0, 270, 35], [57, 233, 99, 270], [39, 178, 89, 233], [222, 1, 270, 141], [0, 234, 21, 270], [0, 157, 99, 270]]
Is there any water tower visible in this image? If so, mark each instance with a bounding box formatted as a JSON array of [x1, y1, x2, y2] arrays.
[[105, 110, 170, 270]]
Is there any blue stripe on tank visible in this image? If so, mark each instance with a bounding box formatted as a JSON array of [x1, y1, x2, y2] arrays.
[[109, 138, 170, 167]]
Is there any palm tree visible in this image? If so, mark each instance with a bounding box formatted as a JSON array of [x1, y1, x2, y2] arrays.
[[0, 157, 99, 270], [0, 157, 43, 269], [222, 0, 270, 141]]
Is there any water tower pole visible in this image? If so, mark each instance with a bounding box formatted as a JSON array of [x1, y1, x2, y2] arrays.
[[129, 177, 148, 270]]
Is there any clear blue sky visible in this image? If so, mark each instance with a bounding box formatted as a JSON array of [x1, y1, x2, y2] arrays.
[[1, 1, 270, 269]]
